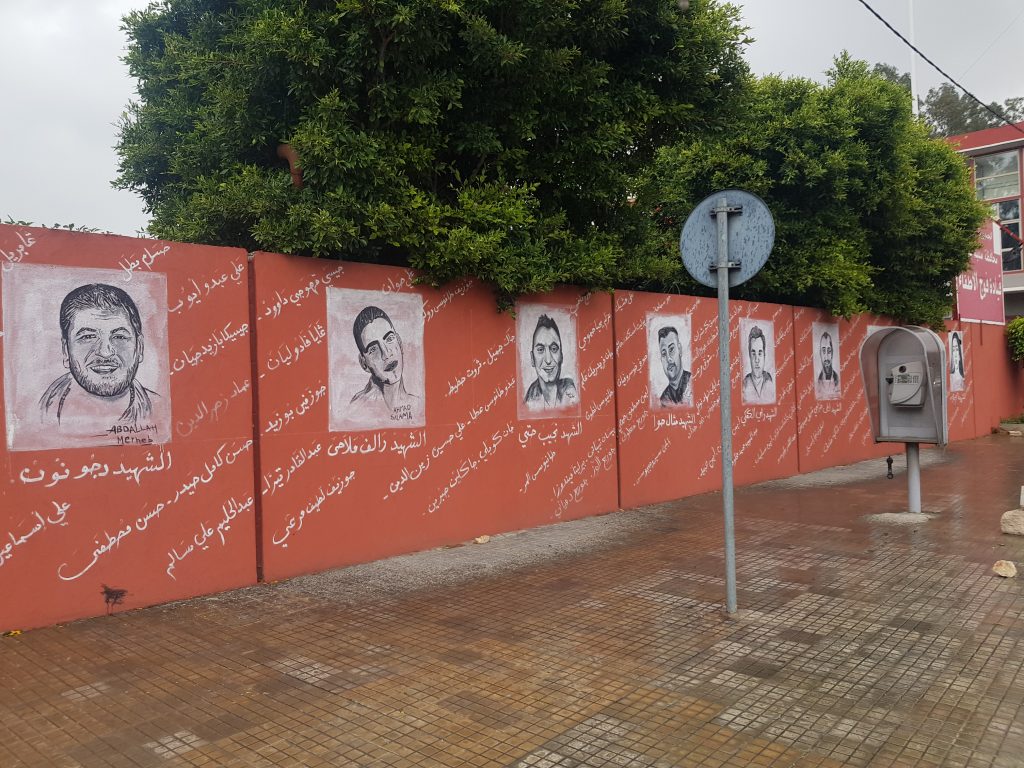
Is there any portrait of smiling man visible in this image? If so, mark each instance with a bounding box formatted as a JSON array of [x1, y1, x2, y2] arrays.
[[523, 313, 578, 410], [4, 262, 171, 451], [516, 305, 580, 419], [39, 283, 158, 427]]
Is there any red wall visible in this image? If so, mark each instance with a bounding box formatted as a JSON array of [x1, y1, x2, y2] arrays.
[[614, 291, 720, 508], [726, 300, 801, 487], [616, 292, 800, 509], [616, 302, 1019, 511], [251, 253, 619, 582], [4, 225, 1023, 632], [968, 321, 1024, 433], [0, 225, 256, 631], [944, 321, 977, 442], [792, 309, 893, 473]]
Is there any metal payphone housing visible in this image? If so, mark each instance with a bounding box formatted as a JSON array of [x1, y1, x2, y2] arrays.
[[859, 326, 948, 446]]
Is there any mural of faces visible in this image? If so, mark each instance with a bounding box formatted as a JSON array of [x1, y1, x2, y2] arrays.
[[740, 317, 776, 405], [327, 288, 425, 431], [2, 263, 171, 451], [516, 303, 579, 419], [812, 321, 841, 401], [949, 331, 965, 392], [646, 313, 693, 409]]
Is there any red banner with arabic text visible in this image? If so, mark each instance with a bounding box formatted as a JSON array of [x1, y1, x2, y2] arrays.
[[956, 221, 1004, 324]]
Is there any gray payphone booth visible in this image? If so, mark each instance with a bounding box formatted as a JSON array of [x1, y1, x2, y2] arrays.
[[859, 327, 947, 513]]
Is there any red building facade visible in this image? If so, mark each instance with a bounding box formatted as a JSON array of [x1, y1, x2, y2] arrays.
[[950, 121, 1024, 317]]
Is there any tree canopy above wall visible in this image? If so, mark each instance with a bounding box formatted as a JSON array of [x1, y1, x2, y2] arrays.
[[638, 55, 987, 328], [871, 63, 1023, 137], [116, 4, 984, 326], [115, 0, 750, 307]]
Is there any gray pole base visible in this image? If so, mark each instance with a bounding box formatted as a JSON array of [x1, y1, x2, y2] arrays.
[[906, 442, 921, 514]]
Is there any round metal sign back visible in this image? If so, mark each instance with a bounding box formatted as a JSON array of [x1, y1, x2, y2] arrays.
[[679, 189, 775, 289]]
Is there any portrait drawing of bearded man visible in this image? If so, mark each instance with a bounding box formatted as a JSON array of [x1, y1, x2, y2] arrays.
[[39, 283, 158, 428], [657, 325, 691, 407], [816, 330, 840, 399]]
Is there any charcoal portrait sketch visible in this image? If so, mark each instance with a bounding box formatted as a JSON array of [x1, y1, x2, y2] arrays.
[[3, 264, 171, 451], [516, 303, 579, 420], [327, 288, 425, 431], [812, 321, 841, 401], [740, 318, 776, 406], [949, 331, 965, 392], [646, 313, 693, 409], [40, 284, 157, 425]]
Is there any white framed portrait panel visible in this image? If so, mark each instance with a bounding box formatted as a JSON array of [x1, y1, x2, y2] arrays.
[[516, 303, 580, 420], [812, 321, 841, 401], [3, 263, 171, 451], [948, 330, 966, 393], [739, 317, 776, 406], [646, 312, 693, 409], [327, 288, 426, 432]]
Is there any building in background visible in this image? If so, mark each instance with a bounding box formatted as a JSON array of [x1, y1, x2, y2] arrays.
[[950, 121, 1024, 318]]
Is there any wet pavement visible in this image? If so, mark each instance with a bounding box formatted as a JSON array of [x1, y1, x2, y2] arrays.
[[2, 435, 1023, 767]]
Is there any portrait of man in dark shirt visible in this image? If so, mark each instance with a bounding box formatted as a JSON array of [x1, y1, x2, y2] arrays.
[[657, 325, 691, 407]]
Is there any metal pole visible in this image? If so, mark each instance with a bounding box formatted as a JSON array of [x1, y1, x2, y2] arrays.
[[714, 197, 737, 614], [906, 442, 921, 513], [908, 0, 919, 117]]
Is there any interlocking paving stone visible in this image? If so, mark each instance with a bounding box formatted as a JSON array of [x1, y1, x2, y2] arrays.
[[2, 436, 1024, 766], [60, 681, 112, 702], [142, 731, 207, 760]]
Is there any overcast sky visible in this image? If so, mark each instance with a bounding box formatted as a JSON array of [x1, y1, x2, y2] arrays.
[[1, 0, 1021, 238]]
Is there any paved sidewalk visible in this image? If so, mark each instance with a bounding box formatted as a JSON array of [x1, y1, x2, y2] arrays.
[[2, 436, 1024, 768]]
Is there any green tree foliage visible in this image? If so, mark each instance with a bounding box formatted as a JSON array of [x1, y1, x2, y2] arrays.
[[1006, 316, 1024, 363], [871, 61, 910, 91], [869, 62, 1022, 137], [115, 0, 750, 305], [636, 54, 987, 327], [1, 217, 107, 233], [922, 83, 1024, 137]]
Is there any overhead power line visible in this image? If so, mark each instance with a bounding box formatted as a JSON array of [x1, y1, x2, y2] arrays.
[[961, 4, 1024, 78], [853, 0, 1024, 138]]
